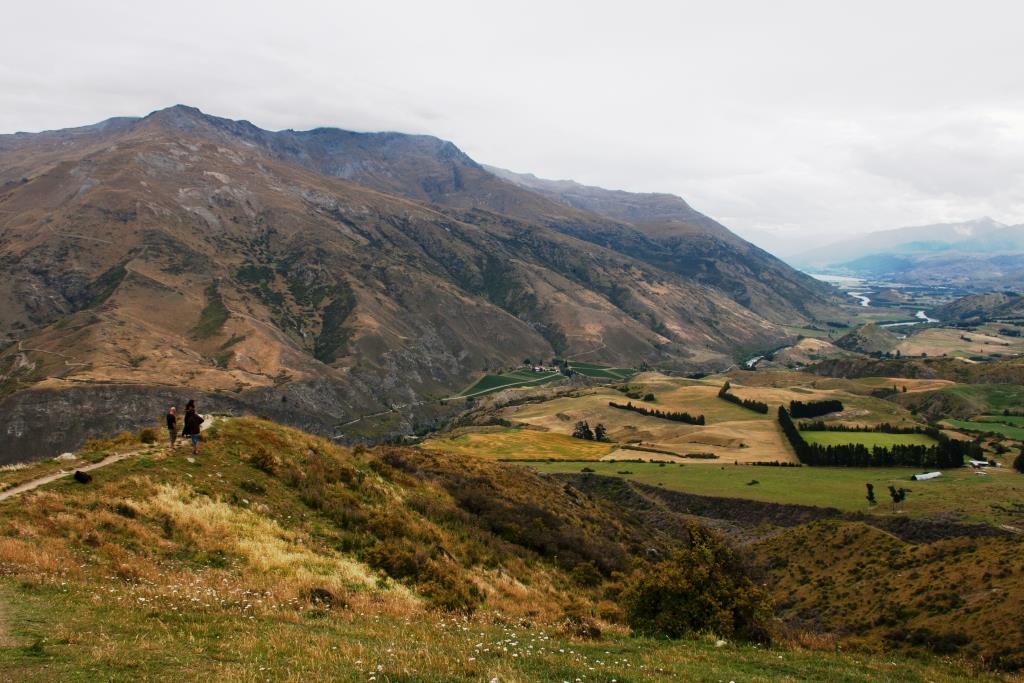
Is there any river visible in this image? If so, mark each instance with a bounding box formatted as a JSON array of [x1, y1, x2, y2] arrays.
[[881, 310, 939, 328]]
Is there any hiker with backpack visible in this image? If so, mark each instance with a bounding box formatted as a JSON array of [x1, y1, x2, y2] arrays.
[[166, 406, 178, 449], [182, 399, 205, 455]]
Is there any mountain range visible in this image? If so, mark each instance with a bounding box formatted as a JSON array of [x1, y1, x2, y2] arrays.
[[791, 217, 1024, 288], [0, 105, 839, 459]]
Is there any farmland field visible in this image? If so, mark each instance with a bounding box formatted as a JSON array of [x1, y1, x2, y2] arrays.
[[976, 414, 1024, 426], [896, 327, 1024, 359], [799, 431, 938, 447], [565, 361, 634, 380], [457, 369, 562, 397], [944, 419, 1024, 440], [419, 427, 616, 460], [524, 460, 1024, 524]]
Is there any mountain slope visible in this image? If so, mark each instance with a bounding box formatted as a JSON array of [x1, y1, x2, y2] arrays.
[[0, 106, 834, 459], [102, 108, 838, 326], [484, 166, 840, 325], [933, 292, 1024, 323]]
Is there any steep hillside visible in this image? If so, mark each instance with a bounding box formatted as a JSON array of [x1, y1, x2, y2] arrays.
[[0, 105, 817, 459]]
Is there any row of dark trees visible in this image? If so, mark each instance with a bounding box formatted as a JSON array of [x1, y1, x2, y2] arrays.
[[608, 401, 705, 425], [778, 406, 977, 468], [798, 421, 922, 434], [718, 382, 769, 414], [788, 399, 844, 419]]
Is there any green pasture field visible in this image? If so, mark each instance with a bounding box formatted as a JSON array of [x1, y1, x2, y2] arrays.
[[566, 361, 634, 380], [944, 419, 1024, 441], [458, 370, 562, 397], [799, 431, 938, 448], [524, 460, 1024, 524]]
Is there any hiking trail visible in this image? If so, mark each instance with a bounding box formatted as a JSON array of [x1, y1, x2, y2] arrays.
[[0, 416, 222, 502]]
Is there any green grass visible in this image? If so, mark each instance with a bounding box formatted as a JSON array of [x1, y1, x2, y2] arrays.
[[458, 370, 562, 397], [933, 384, 1024, 414], [799, 431, 938, 447], [975, 414, 1024, 426], [566, 361, 634, 380], [0, 582, 994, 683], [523, 461, 1024, 523], [945, 419, 1024, 440]]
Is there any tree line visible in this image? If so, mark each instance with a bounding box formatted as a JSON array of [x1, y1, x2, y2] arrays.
[[778, 406, 976, 468], [797, 420, 921, 434], [608, 401, 705, 425], [718, 382, 769, 414], [788, 399, 844, 419]]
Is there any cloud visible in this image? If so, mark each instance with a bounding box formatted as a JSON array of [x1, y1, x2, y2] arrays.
[[2, 0, 1024, 244]]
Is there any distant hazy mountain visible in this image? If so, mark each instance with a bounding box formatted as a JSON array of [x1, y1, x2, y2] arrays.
[[789, 217, 1024, 288], [790, 217, 1008, 270]]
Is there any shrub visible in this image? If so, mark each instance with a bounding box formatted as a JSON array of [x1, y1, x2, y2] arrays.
[[618, 524, 771, 642], [139, 428, 157, 444], [113, 502, 138, 519], [247, 446, 279, 475], [570, 560, 604, 587]]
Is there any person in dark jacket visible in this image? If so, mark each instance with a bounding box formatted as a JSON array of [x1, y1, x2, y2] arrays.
[[166, 406, 178, 450], [182, 400, 205, 455]]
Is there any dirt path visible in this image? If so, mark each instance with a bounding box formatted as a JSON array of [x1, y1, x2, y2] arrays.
[[0, 451, 135, 503], [0, 415, 221, 502]]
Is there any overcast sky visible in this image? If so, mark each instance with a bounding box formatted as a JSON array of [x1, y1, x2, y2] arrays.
[[3, 1, 1024, 253]]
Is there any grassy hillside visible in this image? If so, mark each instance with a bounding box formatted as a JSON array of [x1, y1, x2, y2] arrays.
[[755, 521, 1024, 671], [0, 418, 1017, 680]]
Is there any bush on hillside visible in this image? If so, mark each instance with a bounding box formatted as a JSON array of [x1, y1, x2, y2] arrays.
[[618, 524, 772, 642]]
